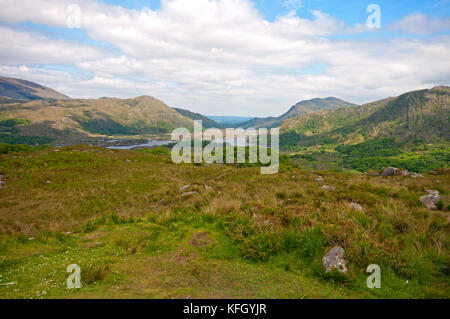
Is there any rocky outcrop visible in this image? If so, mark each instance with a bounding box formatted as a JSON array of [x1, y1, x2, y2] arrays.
[[420, 190, 440, 209], [349, 202, 363, 211], [322, 246, 347, 273], [180, 191, 198, 197], [381, 167, 398, 177], [179, 185, 191, 192]]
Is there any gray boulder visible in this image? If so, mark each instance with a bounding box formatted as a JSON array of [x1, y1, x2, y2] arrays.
[[179, 185, 191, 192], [322, 185, 336, 191], [349, 202, 363, 211], [381, 167, 398, 177], [401, 170, 409, 176], [0, 175, 5, 189], [180, 191, 198, 197], [322, 246, 347, 273], [420, 190, 440, 209]]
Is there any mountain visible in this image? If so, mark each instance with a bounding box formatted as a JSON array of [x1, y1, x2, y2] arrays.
[[280, 86, 450, 151], [240, 97, 357, 128], [0, 76, 70, 102], [281, 97, 393, 136], [282, 97, 358, 119], [173, 108, 218, 128], [207, 115, 254, 125], [0, 95, 193, 145]]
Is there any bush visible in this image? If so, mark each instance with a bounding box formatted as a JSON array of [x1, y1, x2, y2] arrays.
[[82, 265, 110, 284], [436, 199, 444, 210], [0, 143, 49, 154], [242, 232, 281, 261], [299, 227, 327, 258]]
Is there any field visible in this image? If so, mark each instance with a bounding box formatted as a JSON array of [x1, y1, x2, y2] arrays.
[[0, 146, 449, 298]]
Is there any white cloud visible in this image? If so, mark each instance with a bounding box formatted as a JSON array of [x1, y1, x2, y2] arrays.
[[0, 26, 107, 65], [390, 13, 450, 35], [0, 0, 449, 116]]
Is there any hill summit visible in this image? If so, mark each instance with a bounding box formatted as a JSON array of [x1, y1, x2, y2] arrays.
[[0, 76, 70, 103]]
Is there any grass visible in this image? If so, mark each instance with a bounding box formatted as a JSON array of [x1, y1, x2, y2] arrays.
[[0, 145, 449, 299]]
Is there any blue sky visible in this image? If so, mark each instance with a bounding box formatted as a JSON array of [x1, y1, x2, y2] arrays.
[[0, 0, 449, 116], [97, 0, 450, 24]]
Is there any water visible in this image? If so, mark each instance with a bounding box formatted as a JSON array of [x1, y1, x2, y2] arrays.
[[106, 137, 260, 150], [106, 140, 175, 150]]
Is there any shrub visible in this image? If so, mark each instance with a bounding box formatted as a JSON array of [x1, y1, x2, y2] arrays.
[[242, 232, 281, 261], [281, 230, 302, 252], [436, 199, 444, 210], [299, 227, 327, 258], [82, 265, 110, 284]]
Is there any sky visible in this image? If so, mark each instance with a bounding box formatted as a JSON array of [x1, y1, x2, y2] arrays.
[[0, 0, 449, 116]]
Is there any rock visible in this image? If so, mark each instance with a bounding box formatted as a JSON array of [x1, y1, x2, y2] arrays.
[[381, 167, 398, 177], [189, 232, 212, 247], [125, 159, 131, 163], [315, 176, 325, 182], [181, 191, 198, 197], [322, 185, 336, 191], [400, 169, 409, 176], [412, 173, 424, 178], [204, 185, 212, 190], [349, 202, 363, 211], [0, 282, 16, 287], [179, 185, 191, 192], [0, 175, 5, 189], [322, 246, 347, 273], [420, 190, 440, 209]]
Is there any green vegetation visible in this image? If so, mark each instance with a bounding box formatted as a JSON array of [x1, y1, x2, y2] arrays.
[[0, 144, 448, 298], [0, 95, 194, 144], [279, 87, 449, 173], [74, 116, 170, 135], [0, 118, 54, 145], [0, 143, 50, 155]]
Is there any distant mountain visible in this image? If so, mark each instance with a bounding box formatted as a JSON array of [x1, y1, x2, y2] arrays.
[[281, 86, 450, 147], [0, 76, 70, 102], [281, 97, 357, 119], [207, 115, 254, 125], [0, 95, 193, 145], [240, 97, 357, 128], [173, 108, 218, 128]]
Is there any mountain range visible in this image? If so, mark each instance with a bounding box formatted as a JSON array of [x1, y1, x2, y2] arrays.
[[0, 75, 448, 150], [281, 86, 450, 147], [240, 97, 357, 129]]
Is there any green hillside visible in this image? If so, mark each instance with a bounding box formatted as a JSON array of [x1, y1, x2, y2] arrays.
[[241, 97, 357, 129], [0, 145, 448, 298], [280, 86, 450, 173], [173, 108, 218, 128], [0, 96, 194, 145]]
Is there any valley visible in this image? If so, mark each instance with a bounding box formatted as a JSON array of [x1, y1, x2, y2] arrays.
[[0, 76, 449, 299], [0, 145, 449, 298]]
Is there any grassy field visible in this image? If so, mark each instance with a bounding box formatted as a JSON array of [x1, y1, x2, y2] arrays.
[[0, 146, 449, 298]]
